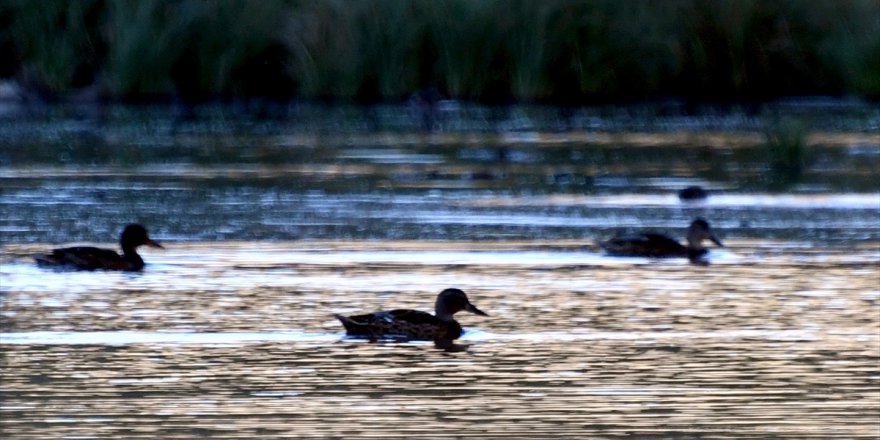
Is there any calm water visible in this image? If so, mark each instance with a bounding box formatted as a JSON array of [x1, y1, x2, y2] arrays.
[[1, 105, 879, 438]]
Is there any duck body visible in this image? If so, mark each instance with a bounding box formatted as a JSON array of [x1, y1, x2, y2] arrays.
[[601, 232, 691, 258], [35, 224, 162, 271], [37, 246, 146, 271], [600, 218, 722, 260], [678, 185, 709, 201], [335, 288, 487, 343], [336, 309, 465, 341]]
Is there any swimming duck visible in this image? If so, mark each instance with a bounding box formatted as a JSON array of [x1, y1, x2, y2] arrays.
[[678, 185, 709, 201], [600, 218, 723, 260], [35, 224, 163, 271], [334, 288, 488, 344]]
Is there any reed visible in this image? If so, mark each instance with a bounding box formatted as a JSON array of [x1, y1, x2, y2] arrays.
[[5, 0, 105, 97], [3, 0, 878, 103], [817, 0, 880, 98], [764, 117, 808, 188]]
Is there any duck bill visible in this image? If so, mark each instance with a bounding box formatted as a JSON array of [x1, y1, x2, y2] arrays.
[[465, 303, 489, 316], [145, 239, 164, 249], [709, 235, 723, 247]]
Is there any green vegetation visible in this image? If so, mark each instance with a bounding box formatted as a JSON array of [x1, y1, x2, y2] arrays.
[[3, 0, 879, 103], [764, 117, 809, 188]]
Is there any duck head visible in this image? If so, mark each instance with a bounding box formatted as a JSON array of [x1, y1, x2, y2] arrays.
[[121, 224, 163, 250], [687, 218, 723, 249], [434, 288, 489, 321]]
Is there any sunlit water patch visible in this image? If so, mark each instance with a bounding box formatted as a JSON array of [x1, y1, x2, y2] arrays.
[[0, 243, 773, 297], [466, 192, 880, 210], [1, 327, 826, 346], [3, 251, 879, 438]]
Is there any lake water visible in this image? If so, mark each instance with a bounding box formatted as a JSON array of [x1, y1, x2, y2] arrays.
[[1, 104, 879, 438]]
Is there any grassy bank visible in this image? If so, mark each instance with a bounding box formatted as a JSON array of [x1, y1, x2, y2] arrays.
[[2, 0, 879, 104]]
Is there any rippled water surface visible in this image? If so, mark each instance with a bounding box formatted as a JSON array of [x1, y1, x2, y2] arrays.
[[2, 106, 879, 438]]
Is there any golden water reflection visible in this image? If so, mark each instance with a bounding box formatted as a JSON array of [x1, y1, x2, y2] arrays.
[[2, 241, 878, 438]]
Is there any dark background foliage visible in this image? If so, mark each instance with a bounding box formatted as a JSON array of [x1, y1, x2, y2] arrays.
[[2, 0, 878, 104]]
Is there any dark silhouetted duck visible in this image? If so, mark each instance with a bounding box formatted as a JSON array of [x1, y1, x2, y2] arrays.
[[35, 224, 163, 271], [335, 288, 488, 345], [678, 185, 709, 201], [600, 218, 723, 261]]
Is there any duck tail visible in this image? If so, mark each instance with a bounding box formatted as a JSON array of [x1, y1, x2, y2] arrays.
[[334, 314, 359, 333], [34, 254, 61, 267]]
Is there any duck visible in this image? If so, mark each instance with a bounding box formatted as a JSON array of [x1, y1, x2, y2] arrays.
[[35, 224, 163, 271], [600, 218, 723, 261], [678, 185, 709, 201], [334, 288, 488, 345]]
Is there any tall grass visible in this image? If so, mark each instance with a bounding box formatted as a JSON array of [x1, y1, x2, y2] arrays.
[[5, 0, 105, 97], [818, 0, 880, 98], [3, 0, 879, 103], [764, 117, 809, 188], [104, 0, 291, 101]]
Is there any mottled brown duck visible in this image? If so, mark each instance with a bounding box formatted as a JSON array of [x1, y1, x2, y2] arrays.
[[335, 288, 488, 345]]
